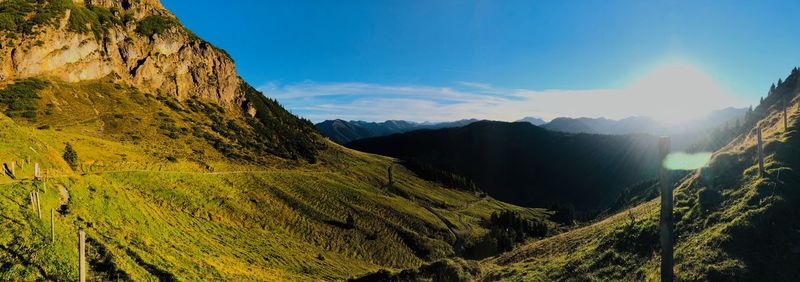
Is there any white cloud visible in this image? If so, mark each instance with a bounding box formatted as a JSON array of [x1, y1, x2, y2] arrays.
[[260, 63, 747, 123]]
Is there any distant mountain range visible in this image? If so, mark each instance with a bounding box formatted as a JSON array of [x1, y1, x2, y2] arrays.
[[516, 116, 546, 126], [317, 108, 746, 144], [315, 119, 479, 144], [538, 107, 747, 135]]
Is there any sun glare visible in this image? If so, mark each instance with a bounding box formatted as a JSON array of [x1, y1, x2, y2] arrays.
[[624, 62, 740, 124]]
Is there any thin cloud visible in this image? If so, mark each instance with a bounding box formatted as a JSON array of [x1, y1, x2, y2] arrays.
[[260, 63, 747, 123]]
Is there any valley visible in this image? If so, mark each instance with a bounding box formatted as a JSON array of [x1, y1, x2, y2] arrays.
[[0, 0, 798, 281]]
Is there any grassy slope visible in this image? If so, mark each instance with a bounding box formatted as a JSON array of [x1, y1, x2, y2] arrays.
[[481, 88, 800, 280], [0, 79, 548, 280]]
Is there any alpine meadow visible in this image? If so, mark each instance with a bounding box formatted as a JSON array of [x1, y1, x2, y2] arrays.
[[0, 0, 798, 281]]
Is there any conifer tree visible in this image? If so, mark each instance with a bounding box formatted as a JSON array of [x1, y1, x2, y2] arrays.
[[63, 143, 78, 169]]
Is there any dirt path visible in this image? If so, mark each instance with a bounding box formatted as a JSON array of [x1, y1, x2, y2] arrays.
[[57, 184, 69, 206]]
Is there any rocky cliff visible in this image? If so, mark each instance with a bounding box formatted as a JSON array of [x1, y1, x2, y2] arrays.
[[0, 0, 322, 161], [0, 0, 243, 108]]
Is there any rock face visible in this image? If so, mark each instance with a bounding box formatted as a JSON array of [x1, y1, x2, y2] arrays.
[[0, 0, 244, 108]]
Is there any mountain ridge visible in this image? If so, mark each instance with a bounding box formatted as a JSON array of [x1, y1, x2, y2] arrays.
[[541, 107, 747, 135], [347, 120, 665, 216], [516, 116, 546, 126], [315, 118, 479, 144]]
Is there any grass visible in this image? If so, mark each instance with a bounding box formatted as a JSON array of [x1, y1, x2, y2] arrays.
[[0, 78, 548, 280]]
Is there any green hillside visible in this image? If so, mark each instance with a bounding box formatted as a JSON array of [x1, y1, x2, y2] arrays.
[[0, 78, 549, 280], [347, 120, 665, 219], [480, 74, 800, 281]]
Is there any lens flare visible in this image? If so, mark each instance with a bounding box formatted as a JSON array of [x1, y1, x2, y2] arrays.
[[663, 152, 712, 170]]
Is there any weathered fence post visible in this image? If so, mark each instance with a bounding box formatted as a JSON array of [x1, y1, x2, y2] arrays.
[[79, 230, 86, 282], [10, 161, 14, 176], [50, 208, 55, 243], [35, 191, 41, 219], [30, 191, 35, 212], [702, 167, 713, 191], [659, 137, 673, 282], [757, 127, 765, 177], [387, 165, 393, 186], [34, 163, 39, 179]]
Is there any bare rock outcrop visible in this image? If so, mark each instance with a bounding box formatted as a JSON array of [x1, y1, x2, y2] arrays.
[[0, 0, 244, 108]]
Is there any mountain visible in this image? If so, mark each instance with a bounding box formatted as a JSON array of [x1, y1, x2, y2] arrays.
[[0, 2, 544, 280], [315, 118, 479, 144], [542, 108, 747, 136], [543, 116, 663, 135], [314, 119, 376, 145], [348, 121, 665, 216], [319, 109, 745, 146], [477, 69, 800, 281], [516, 116, 546, 126]]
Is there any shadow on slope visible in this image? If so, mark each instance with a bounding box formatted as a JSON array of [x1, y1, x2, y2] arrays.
[[348, 121, 663, 219], [480, 69, 800, 281]]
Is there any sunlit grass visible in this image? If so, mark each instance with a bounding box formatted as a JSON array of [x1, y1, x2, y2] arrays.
[[0, 78, 549, 280]]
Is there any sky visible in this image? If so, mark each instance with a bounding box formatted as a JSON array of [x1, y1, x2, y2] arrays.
[[162, 0, 800, 123]]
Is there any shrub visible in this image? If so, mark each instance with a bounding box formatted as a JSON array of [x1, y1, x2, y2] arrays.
[[135, 15, 178, 36], [0, 78, 47, 122], [0, 0, 34, 32], [239, 83, 321, 162], [401, 159, 479, 191], [0, 13, 19, 32], [463, 210, 548, 259], [63, 143, 78, 169], [21, 0, 70, 33]]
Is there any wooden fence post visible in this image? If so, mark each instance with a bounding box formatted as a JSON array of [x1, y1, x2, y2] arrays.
[[387, 165, 393, 186], [10, 161, 14, 176], [659, 137, 673, 282], [35, 191, 41, 219], [50, 208, 55, 243], [30, 191, 35, 212], [34, 163, 39, 179], [79, 230, 86, 282], [757, 127, 765, 177]]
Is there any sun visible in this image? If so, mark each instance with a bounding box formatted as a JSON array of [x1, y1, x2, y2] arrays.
[[624, 62, 741, 124]]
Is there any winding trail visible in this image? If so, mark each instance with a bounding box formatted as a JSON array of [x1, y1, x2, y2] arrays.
[[57, 184, 69, 206], [417, 194, 485, 256]]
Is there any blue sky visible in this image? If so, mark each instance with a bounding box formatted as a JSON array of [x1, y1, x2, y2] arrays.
[[163, 0, 800, 122]]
